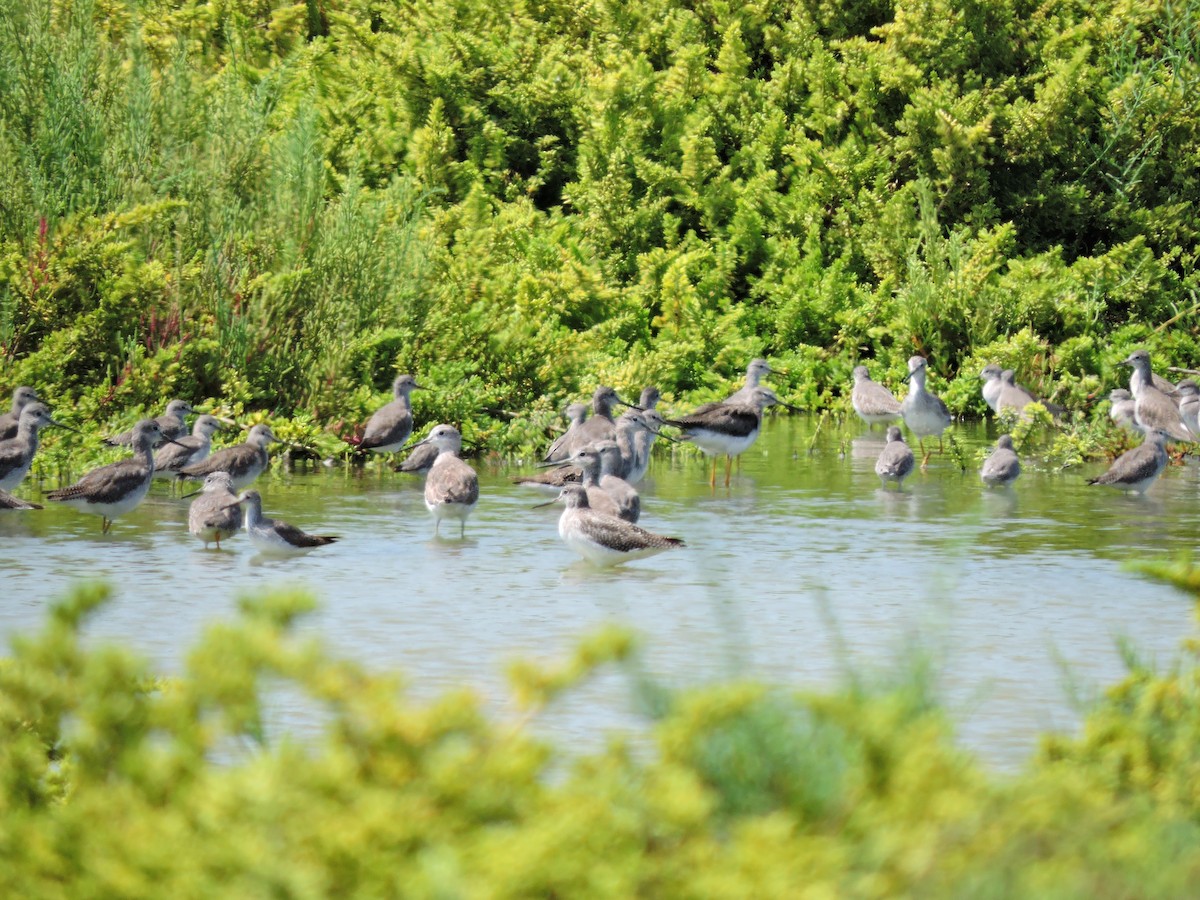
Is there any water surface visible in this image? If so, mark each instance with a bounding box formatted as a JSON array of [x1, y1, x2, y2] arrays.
[[3, 417, 1197, 770]]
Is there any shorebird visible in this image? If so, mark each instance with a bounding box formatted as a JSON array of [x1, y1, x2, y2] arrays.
[[105, 399, 193, 446], [0, 386, 41, 441], [225, 490, 338, 556], [724, 358, 775, 405], [874, 426, 914, 490], [980, 434, 1022, 487], [418, 424, 478, 536], [153, 415, 222, 482], [1088, 429, 1169, 494], [595, 440, 641, 523], [0, 403, 70, 492], [183, 471, 241, 549], [394, 440, 440, 477], [851, 365, 902, 427], [627, 408, 670, 484], [544, 387, 630, 462], [1108, 388, 1139, 431], [1118, 350, 1192, 442], [0, 489, 41, 510], [900, 356, 952, 466], [541, 446, 623, 518], [1124, 348, 1177, 399], [1174, 379, 1199, 435], [542, 402, 589, 464], [979, 365, 1003, 413], [666, 386, 789, 487], [354, 374, 424, 457], [994, 370, 1038, 417], [46, 419, 179, 532], [540, 483, 683, 566], [179, 423, 278, 490]]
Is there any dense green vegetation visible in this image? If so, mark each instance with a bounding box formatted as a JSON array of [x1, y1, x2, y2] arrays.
[[3, 573, 1200, 895], [1, 0, 1197, 460]]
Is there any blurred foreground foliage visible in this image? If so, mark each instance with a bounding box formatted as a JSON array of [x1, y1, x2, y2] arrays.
[[0, 0, 1198, 460], [5, 579, 1200, 896]]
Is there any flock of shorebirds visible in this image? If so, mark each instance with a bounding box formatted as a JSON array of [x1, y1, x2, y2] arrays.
[[0, 348, 1194, 564]]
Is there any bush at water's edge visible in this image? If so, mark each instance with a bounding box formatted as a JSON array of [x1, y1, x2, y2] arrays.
[[3, 575, 1200, 896]]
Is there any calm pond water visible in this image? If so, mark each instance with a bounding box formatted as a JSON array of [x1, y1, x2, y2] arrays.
[[3, 415, 1198, 771]]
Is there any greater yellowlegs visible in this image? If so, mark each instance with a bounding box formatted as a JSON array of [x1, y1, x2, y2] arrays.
[[394, 440, 440, 477], [184, 471, 241, 549], [1109, 388, 1139, 431], [0, 403, 70, 492], [1175, 379, 1199, 435], [544, 387, 629, 462], [0, 386, 41, 441], [1118, 350, 1192, 441], [874, 426, 914, 490], [225, 490, 339, 556], [541, 483, 683, 565], [627, 408, 670, 484], [548, 446, 622, 518], [979, 364, 1003, 413], [105, 399, 193, 446], [0, 490, 41, 510], [1124, 348, 1177, 399], [542, 402, 589, 463], [1087, 429, 1169, 494], [900, 356, 952, 466], [851, 365, 901, 426], [980, 434, 1022, 487], [418, 424, 478, 536], [595, 440, 641, 523], [355, 374, 424, 455], [666, 386, 789, 487], [47, 419, 180, 532], [724, 358, 775, 404], [153, 415, 222, 481], [179, 423, 278, 490], [994, 370, 1037, 417]]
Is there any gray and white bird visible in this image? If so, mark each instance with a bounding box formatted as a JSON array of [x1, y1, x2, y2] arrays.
[[628, 408, 670, 484], [1108, 388, 1139, 431], [724, 358, 775, 405], [1087, 429, 1169, 494], [994, 370, 1038, 417], [542, 402, 590, 464], [1118, 350, 1192, 442], [226, 489, 338, 556], [1124, 348, 1177, 399], [153, 415, 222, 481], [47, 419, 179, 532], [0, 403, 68, 492], [355, 374, 424, 456], [184, 471, 242, 549], [1174, 379, 1199, 436], [544, 387, 630, 463], [874, 426, 914, 490], [666, 386, 790, 487], [418, 424, 479, 537], [979, 365, 1004, 413], [851, 365, 902, 427], [900, 356, 952, 465], [0, 386, 41, 441], [542, 483, 683, 566], [980, 434, 1022, 487], [105, 399, 193, 446], [394, 440, 441, 478], [179, 423, 278, 490], [595, 440, 641, 523]]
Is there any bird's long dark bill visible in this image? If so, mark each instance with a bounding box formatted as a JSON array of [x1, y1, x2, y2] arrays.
[[50, 419, 83, 434], [531, 498, 560, 509]]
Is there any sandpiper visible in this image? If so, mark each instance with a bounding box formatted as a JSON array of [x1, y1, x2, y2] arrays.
[[540, 483, 683, 566], [184, 471, 242, 549], [980, 434, 1022, 487], [544, 446, 623, 518], [628, 408, 670, 484], [225, 490, 338, 556], [542, 402, 589, 464], [153, 415, 222, 481], [0, 386, 41, 441], [900, 356, 952, 466], [394, 440, 440, 477], [874, 426, 914, 490], [0, 403, 69, 492], [666, 386, 789, 487], [595, 440, 641, 523], [354, 374, 424, 456], [544, 387, 629, 462], [979, 365, 1004, 413], [105, 399, 193, 446], [724, 358, 775, 405], [1124, 348, 1177, 399], [47, 419, 179, 532], [0, 489, 41, 510], [851, 365, 902, 427], [1118, 350, 1192, 442], [418, 424, 478, 536], [1108, 388, 1139, 431], [1088, 429, 1169, 494], [1174, 379, 1199, 435], [179, 423, 278, 490]]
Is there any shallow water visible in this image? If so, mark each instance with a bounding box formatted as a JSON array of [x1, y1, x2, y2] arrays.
[[3, 416, 1198, 770]]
